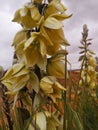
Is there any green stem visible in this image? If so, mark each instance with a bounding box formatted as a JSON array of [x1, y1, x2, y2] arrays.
[[63, 54, 67, 130]]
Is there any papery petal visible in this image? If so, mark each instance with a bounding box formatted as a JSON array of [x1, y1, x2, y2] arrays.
[[30, 5, 41, 21], [44, 17, 63, 29], [33, 112, 47, 130], [20, 7, 28, 17]]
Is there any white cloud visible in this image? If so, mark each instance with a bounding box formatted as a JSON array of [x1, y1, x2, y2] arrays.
[[64, 0, 98, 69], [0, 10, 20, 69], [0, 0, 29, 69]]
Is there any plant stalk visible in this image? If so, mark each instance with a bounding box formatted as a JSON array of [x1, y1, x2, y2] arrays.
[[63, 54, 68, 130]]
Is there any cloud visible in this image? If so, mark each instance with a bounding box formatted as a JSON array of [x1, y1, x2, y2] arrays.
[[0, 10, 20, 69], [0, 0, 29, 69], [0, 0, 98, 69], [63, 0, 98, 69]]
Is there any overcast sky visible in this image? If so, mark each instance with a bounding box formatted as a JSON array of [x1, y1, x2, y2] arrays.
[[0, 0, 98, 69]]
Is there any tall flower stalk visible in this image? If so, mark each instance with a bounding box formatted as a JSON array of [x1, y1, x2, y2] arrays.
[[0, 0, 71, 129], [79, 24, 97, 90], [78, 24, 97, 130]]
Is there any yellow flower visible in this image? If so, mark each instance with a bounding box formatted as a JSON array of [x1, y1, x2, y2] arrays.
[[47, 52, 66, 78], [89, 57, 97, 67], [40, 76, 66, 102], [80, 53, 97, 89], [82, 75, 91, 83], [89, 82, 96, 89], [1, 63, 29, 95], [86, 54, 97, 67], [12, 30, 27, 47], [28, 112, 47, 130], [44, 0, 67, 18], [43, 28, 69, 55], [79, 80, 82, 87], [81, 70, 85, 77], [88, 66, 94, 72], [23, 31, 47, 69], [12, 4, 41, 29]]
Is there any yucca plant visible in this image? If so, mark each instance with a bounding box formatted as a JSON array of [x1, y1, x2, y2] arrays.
[[0, 0, 72, 130], [77, 24, 98, 130]]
